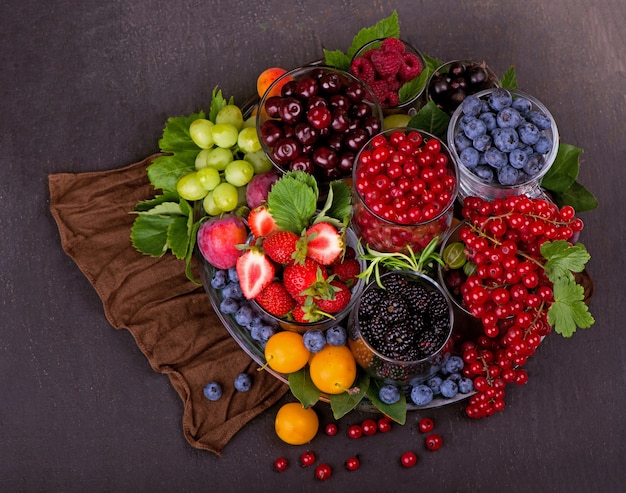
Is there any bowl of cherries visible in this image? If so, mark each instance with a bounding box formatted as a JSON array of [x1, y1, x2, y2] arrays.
[[256, 64, 383, 184]]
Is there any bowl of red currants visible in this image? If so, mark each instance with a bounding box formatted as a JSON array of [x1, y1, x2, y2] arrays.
[[350, 37, 428, 116], [351, 128, 458, 254], [448, 88, 559, 202], [256, 64, 383, 184], [426, 59, 499, 115]]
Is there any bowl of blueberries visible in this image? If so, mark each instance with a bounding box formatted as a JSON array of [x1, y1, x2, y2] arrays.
[[447, 88, 559, 201]]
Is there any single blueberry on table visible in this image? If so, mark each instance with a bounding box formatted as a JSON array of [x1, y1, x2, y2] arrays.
[[488, 88, 513, 111], [460, 147, 480, 168], [440, 379, 459, 398], [484, 147, 508, 169], [303, 329, 326, 353], [509, 148, 529, 169], [410, 384, 434, 406], [210, 269, 228, 290], [203, 382, 223, 401], [234, 373, 252, 392], [379, 384, 401, 405], [517, 121, 541, 145], [326, 326, 347, 346], [496, 107, 523, 129]]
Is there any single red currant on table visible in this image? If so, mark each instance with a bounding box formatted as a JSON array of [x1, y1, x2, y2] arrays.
[[418, 417, 434, 433], [425, 433, 443, 451], [325, 422, 338, 436], [345, 456, 360, 471], [348, 424, 363, 439], [361, 419, 377, 436], [315, 463, 332, 480], [300, 450, 316, 467], [377, 417, 392, 433], [400, 451, 418, 468], [273, 457, 288, 472]]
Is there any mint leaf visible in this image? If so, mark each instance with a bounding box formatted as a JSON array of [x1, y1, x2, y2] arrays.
[[548, 278, 595, 337], [541, 240, 590, 283], [408, 99, 451, 140], [346, 11, 400, 59], [365, 378, 406, 424], [288, 368, 320, 408], [130, 214, 174, 256], [329, 372, 370, 420], [266, 171, 318, 234], [499, 65, 518, 89]]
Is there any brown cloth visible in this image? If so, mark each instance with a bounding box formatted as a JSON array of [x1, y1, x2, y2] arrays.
[[48, 154, 288, 456]]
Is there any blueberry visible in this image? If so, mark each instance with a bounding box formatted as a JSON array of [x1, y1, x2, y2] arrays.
[[528, 110, 552, 130], [517, 122, 541, 145], [210, 269, 228, 290], [463, 119, 487, 141], [479, 112, 497, 132], [203, 382, 222, 401], [534, 135, 553, 154], [472, 134, 492, 152], [458, 377, 474, 394], [496, 107, 523, 128], [446, 372, 463, 383], [474, 165, 495, 182], [379, 384, 401, 405], [444, 355, 464, 374], [523, 153, 545, 176], [440, 379, 458, 398], [427, 376, 443, 395], [326, 326, 347, 346], [498, 165, 522, 185], [220, 297, 240, 315], [461, 95, 482, 116], [460, 147, 480, 168], [459, 114, 477, 130], [479, 100, 491, 113], [488, 88, 513, 111], [303, 329, 326, 353], [227, 266, 239, 283], [234, 373, 252, 392], [484, 147, 508, 168], [493, 127, 520, 153], [251, 324, 275, 344], [454, 131, 473, 152], [509, 148, 529, 169], [512, 97, 532, 115], [235, 303, 254, 327], [222, 281, 244, 300], [410, 384, 434, 406]]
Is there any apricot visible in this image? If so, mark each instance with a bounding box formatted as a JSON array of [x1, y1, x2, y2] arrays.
[[257, 67, 289, 99]]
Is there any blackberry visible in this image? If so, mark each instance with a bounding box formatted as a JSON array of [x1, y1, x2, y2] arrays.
[[357, 287, 383, 320], [384, 273, 413, 296], [382, 295, 410, 324], [382, 323, 416, 359]]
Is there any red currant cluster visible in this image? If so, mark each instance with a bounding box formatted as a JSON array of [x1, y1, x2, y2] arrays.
[[456, 195, 583, 418]]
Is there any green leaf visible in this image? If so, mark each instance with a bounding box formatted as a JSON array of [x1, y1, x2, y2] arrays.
[[547, 278, 595, 337], [365, 379, 407, 424], [288, 368, 320, 408], [329, 372, 370, 420], [137, 202, 185, 216], [208, 87, 234, 122], [541, 143, 582, 192], [346, 11, 400, 59], [185, 219, 202, 285], [159, 112, 205, 152], [541, 240, 590, 283], [423, 53, 444, 73], [317, 180, 352, 226], [130, 214, 174, 256], [266, 171, 318, 234], [550, 180, 599, 212], [499, 65, 518, 89], [408, 99, 451, 140], [133, 192, 180, 212], [323, 49, 351, 71], [398, 68, 429, 104], [147, 154, 197, 192], [167, 215, 191, 260]]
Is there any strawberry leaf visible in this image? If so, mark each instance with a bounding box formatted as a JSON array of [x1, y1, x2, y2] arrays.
[[266, 171, 318, 234], [548, 278, 595, 337], [130, 214, 174, 256]]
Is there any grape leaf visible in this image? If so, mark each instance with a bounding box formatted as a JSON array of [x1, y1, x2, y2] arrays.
[[288, 368, 320, 408], [138, 201, 185, 216], [266, 171, 318, 234], [133, 192, 180, 212], [329, 372, 370, 420], [208, 87, 234, 123], [147, 154, 196, 193], [499, 65, 518, 89], [130, 214, 174, 256], [548, 278, 595, 337], [541, 240, 590, 283], [365, 378, 407, 424], [158, 112, 205, 152], [408, 99, 451, 140]]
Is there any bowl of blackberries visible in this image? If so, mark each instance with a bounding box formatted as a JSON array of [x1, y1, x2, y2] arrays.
[[347, 270, 454, 385], [256, 64, 383, 184], [427, 60, 499, 115], [448, 88, 559, 201]]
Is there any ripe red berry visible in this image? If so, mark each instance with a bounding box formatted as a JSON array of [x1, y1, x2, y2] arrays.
[[300, 451, 316, 467], [400, 451, 418, 468], [315, 463, 332, 480], [348, 424, 363, 439], [418, 417, 434, 433], [361, 419, 377, 436], [425, 433, 443, 451], [273, 457, 288, 472], [345, 456, 360, 471], [377, 417, 392, 433], [325, 423, 338, 436]]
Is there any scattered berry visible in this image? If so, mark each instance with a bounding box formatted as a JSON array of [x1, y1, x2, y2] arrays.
[[418, 417, 434, 433], [400, 451, 418, 468], [345, 456, 360, 471], [361, 419, 377, 436], [300, 451, 316, 467], [348, 424, 363, 439], [234, 373, 252, 392], [425, 433, 443, 451], [273, 457, 288, 472], [203, 382, 222, 401], [315, 464, 332, 481], [377, 417, 392, 433], [325, 423, 338, 436]]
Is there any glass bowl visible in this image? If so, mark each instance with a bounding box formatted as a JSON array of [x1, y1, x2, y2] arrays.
[[426, 59, 499, 115], [256, 64, 383, 184], [447, 88, 559, 202], [347, 270, 454, 385], [350, 37, 428, 116], [351, 127, 458, 254]]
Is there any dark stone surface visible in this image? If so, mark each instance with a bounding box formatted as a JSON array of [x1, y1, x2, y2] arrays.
[[1, 1, 624, 491]]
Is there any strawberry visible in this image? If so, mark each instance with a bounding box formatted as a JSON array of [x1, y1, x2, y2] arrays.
[[330, 258, 361, 287], [247, 205, 279, 238], [283, 257, 329, 304], [235, 249, 275, 299], [263, 230, 299, 264], [255, 281, 295, 317], [292, 303, 324, 324], [316, 281, 352, 314], [304, 222, 343, 265]]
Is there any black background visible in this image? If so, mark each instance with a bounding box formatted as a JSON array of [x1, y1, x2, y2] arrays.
[[2, 1, 624, 492]]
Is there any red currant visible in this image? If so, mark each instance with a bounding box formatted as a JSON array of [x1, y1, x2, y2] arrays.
[[325, 423, 338, 436], [300, 451, 316, 467], [377, 417, 392, 433], [315, 464, 332, 481], [345, 456, 360, 471], [361, 419, 377, 436], [400, 451, 418, 468], [418, 417, 434, 433], [273, 457, 288, 472], [348, 424, 363, 439]]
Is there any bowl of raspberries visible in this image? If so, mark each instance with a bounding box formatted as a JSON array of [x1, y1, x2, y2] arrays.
[[349, 37, 427, 115]]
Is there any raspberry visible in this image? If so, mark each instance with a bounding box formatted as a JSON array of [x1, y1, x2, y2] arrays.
[[398, 52, 423, 82], [350, 57, 376, 83], [385, 90, 400, 107], [370, 50, 402, 79], [367, 79, 389, 104], [385, 76, 401, 93], [381, 37, 406, 53]]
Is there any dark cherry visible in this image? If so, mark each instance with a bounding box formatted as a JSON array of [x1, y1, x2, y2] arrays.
[[319, 72, 342, 94], [330, 108, 350, 133], [295, 122, 319, 146], [272, 137, 301, 165], [264, 95, 283, 118], [338, 151, 355, 173], [345, 81, 366, 102], [362, 115, 381, 136], [350, 101, 373, 119], [259, 120, 283, 147], [295, 76, 318, 99], [307, 95, 328, 110], [326, 133, 344, 152], [329, 94, 350, 110], [290, 155, 314, 173], [344, 128, 369, 151], [279, 97, 304, 125], [312, 146, 338, 169], [306, 106, 332, 129], [280, 79, 298, 97]]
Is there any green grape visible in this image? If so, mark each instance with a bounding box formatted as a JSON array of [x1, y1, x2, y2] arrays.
[[212, 182, 239, 211], [244, 150, 273, 174], [463, 261, 477, 277], [224, 159, 254, 187], [242, 114, 256, 129], [177, 172, 208, 201], [237, 126, 262, 154], [189, 119, 214, 149], [443, 241, 467, 269], [195, 148, 211, 169], [205, 147, 234, 171], [236, 185, 247, 207], [215, 104, 244, 131], [211, 123, 239, 148], [203, 191, 222, 216], [196, 167, 221, 191]]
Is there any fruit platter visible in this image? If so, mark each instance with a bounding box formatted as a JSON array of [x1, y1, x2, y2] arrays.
[[130, 12, 597, 428]]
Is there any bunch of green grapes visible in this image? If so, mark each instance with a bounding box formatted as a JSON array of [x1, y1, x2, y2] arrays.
[[176, 104, 273, 215]]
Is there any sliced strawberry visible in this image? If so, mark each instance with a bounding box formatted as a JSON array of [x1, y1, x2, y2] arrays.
[[255, 281, 295, 317], [262, 230, 299, 264], [304, 222, 344, 265], [283, 257, 328, 304], [247, 205, 279, 238], [330, 258, 362, 287], [235, 249, 275, 299], [316, 281, 352, 314]]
